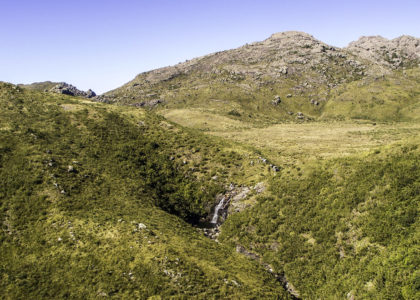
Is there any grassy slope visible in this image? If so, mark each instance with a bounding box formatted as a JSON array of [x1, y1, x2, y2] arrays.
[[154, 68, 420, 131], [322, 68, 420, 122], [3, 64, 420, 299], [147, 68, 420, 298], [0, 83, 289, 299], [220, 143, 420, 299], [116, 69, 331, 126], [17, 81, 59, 92]]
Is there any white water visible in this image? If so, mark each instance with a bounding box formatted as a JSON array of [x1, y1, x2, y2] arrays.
[[211, 197, 225, 224]]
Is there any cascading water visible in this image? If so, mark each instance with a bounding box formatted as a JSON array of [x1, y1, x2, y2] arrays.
[[210, 197, 225, 224]]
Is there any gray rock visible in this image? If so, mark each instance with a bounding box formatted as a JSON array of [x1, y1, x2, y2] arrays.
[[272, 95, 281, 105], [86, 89, 96, 98], [346, 35, 420, 69], [310, 99, 319, 105], [296, 112, 305, 119], [253, 182, 266, 193], [138, 223, 147, 229], [49, 82, 96, 99], [279, 66, 288, 74], [131, 99, 165, 108], [236, 245, 260, 260]]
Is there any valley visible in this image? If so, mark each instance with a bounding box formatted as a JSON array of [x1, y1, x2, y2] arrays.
[[1, 31, 419, 299]]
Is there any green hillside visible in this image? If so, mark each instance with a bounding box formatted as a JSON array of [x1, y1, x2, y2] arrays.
[[322, 68, 420, 122], [0, 83, 290, 299], [221, 143, 420, 299], [2, 31, 420, 299]]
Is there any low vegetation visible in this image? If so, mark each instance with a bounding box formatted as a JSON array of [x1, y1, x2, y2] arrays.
[[2, 32, 420, 299], [0, 83, 289, 299], [220, 143, 419, 299]]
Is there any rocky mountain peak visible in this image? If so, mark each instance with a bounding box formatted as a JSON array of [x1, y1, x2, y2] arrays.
[[348, 35, 388, 46], [104, 31, 419, 105], [346, 35, 420, 68], [268, 31, 316, 40], [264, 31, 327, 49]]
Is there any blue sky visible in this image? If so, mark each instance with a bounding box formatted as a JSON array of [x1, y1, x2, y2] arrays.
[[1, 0, 419, 93]]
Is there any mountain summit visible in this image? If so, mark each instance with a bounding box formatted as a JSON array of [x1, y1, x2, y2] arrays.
[[100, 31, 419, 124]]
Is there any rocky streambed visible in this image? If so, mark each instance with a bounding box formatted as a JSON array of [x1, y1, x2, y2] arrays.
[[201, 182, 301, 299]]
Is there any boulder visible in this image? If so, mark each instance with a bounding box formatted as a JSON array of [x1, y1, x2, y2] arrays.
[[131, 99, 165, 108], [296, 112, 305, 119], [86, 89, 96, 98], [310, 99, 319, 105], [279, 66, 288, 74], [272, 95, 281, 105], [49, 82, 96, 99]]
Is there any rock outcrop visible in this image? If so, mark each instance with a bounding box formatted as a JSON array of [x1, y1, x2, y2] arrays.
[[346, 35, 420, 69], [104, 31, 369, 103], [49, 82, 96, 98], [101, 31, 420, 123]]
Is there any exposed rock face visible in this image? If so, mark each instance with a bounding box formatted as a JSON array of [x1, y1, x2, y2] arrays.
[[105, 31, 369, 103], [103, 31, 420, 118], [86, 89, 96, 98], [346, 35, 420, 69], [49, 82, 96, 98]]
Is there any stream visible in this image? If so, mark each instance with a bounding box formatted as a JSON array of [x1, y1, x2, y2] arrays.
[[210, 196, 225, 224], [205, 188, 300, 299]]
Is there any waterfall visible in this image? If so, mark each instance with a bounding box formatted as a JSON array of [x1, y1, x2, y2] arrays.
[[211, 197, 225, 224]]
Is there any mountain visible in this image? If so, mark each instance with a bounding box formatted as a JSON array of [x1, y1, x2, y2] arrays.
[[102, 31, 420, 124], [99, 31, 420, 299], [2, 31, 420, 299]]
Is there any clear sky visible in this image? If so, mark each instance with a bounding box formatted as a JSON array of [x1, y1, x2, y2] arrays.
[[1, 0, 419, 94]]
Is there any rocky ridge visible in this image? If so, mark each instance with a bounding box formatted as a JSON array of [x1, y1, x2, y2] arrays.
[[102, 31, 420, 114], [346, 35, 420, 69], [49, 82, 96, 98], [104, 31, 370, 104]]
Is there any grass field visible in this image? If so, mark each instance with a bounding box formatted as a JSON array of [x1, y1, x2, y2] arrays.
[[162, 108, 420, 164]]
